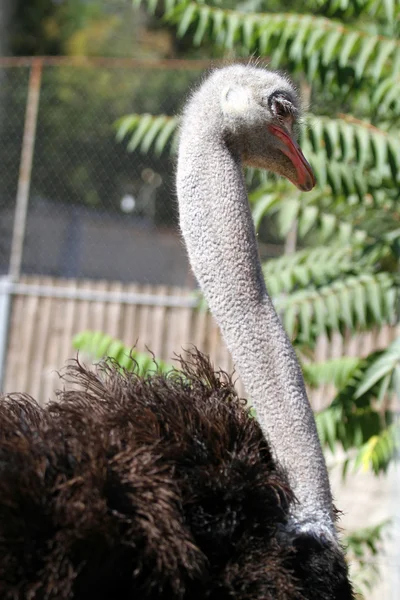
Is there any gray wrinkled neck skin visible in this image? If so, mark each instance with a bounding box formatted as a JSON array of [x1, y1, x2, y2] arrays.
[[177, 66, 337, 544]]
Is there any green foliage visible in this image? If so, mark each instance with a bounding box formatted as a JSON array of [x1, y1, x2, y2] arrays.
[[263, 245, 357, 296], [280, 272, 396, 342], [309, 0, 397, 21], [303, 115, 400, 193], [11, 0, 146, 58], [72, 330, 172, 375], [135, 0, 400, 84], [116, 113, 179, 154], [315, 339, 400, 475], [345, 521, 389, 595], [303, 355, 364, 390], [356, 335, 400, 398]]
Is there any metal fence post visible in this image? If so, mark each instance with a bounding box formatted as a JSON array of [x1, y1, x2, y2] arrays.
[[0, 59, 42, 389], [0, 277, 12, 389], [9, 58, 42, 279]]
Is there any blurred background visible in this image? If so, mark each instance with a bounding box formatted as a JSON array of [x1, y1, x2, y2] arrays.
[[0, 0, 399, 597]]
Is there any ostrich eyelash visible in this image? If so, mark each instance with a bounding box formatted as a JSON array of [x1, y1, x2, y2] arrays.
[[267, 91, 298, 121], [274, 99, 297, 120]]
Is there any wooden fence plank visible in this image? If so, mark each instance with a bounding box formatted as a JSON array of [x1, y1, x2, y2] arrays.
[[191, 304, 208, 352], [105, 280, 124, 340], [74, 278, 93, 342], [3, 288, 25, 393], [163, 286, 188, 364], [176, 286, 193, 356], [87, 279, 108, 338], [3, 275, 398, 408], [30, 278, 53, 400], [121, 283, 139, 351], [136, 284, 154, 355], [58, 278, 80, 368], [150, 285, 168, 360], [18, 275, 41, 394], [41, 280, 71, 405]]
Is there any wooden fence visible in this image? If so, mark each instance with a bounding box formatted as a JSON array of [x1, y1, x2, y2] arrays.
[[3, 275, 398, 409]]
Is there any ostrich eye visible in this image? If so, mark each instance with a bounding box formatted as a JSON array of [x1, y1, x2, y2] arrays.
[[268, 92, 297, 122]]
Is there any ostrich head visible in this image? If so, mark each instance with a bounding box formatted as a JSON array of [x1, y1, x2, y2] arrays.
[[218, 68, 315, 191], [181, 65, 315, 192]]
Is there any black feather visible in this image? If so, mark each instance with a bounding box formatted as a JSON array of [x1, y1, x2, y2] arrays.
[[0, 350, 354, 600]]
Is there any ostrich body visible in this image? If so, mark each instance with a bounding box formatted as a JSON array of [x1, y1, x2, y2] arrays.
[[0, 65, 354, 599]]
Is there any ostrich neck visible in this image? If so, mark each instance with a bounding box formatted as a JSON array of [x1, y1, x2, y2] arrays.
[[177, 112, 336, 539]]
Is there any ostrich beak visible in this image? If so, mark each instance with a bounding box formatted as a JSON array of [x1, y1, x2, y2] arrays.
[[268, 124, 316, 192]]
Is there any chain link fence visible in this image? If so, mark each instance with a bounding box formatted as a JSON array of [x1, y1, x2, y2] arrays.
[[0, 57, 209, 286]]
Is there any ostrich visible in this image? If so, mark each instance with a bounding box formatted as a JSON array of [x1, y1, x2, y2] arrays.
[[0, 65, 354, 599]]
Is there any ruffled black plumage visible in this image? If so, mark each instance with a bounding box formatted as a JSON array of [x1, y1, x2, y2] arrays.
[[0, 350, 354, 599]]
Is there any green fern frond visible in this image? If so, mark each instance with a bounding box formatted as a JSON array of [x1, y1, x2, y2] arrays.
[[253, 179, 400, 247], [345, 520, 388, 596], [303, 355, 363, 390], [309, 0, 400, 21], [277, 272, 396, 341], [251, 190, 282, 229], [372, 76, 400, 115], [346, 520, 388, 560], [304, 115, 400, 185], [136, 1, 400, 82], [282, 195, 398, 243], [72, 330, 172, 375], [307, 154, 373, 198], [353, 423, 399, 473], [136, 0, 400, 23], [115, 113, 179, 155], [355, 336, 400, 399], [316, 397, 383, 459], [296, 204, 368, 244], [270, 194, 360, 243], [263, 245, 359, 296], [315, 344, 399, 466]]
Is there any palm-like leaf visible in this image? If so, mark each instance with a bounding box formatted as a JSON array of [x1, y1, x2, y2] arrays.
[[135, 0, 400, 83], [303, 355, 364, 390], [315, 342, 399, 472], [304, 115, 400, 185], [345, 520, 388, 596], [309, 0, 400, 21], [260, 190, 399, 243], [372, 76, 400, 116], [115, 114, 179, 155], [353, 423, 399, 473], [355, 336, 400, 399], [263, 245, 359, 296], [277, 272, 396, 342]]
